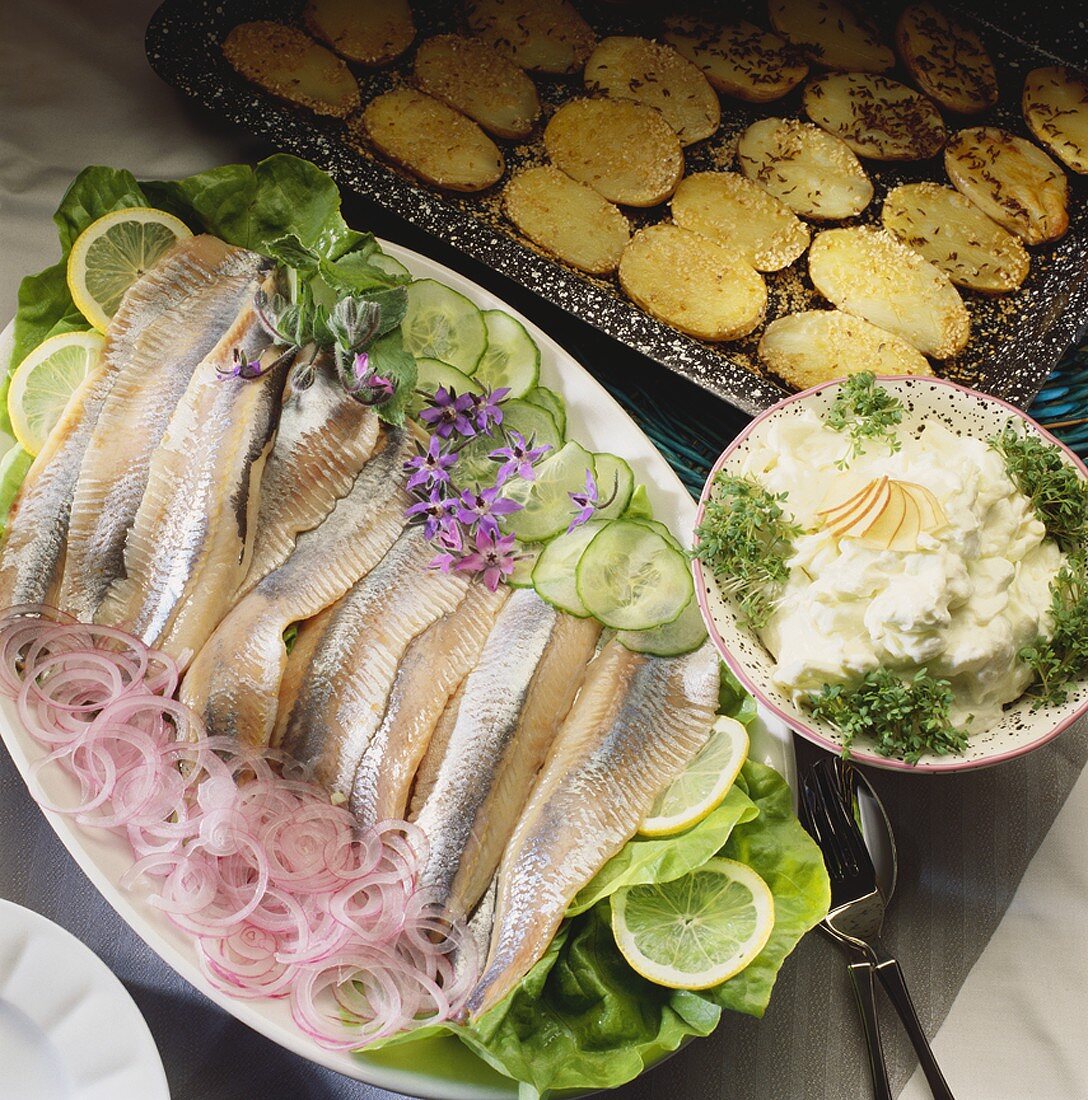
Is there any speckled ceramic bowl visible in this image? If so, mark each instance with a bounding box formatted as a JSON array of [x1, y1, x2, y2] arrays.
[[694, 376, 1088, 773]]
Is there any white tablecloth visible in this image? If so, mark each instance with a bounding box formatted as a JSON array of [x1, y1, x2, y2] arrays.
[[2, 3, 1087, 1098]]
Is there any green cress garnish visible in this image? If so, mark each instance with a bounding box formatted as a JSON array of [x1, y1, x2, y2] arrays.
[[989, 423, 1088, 552], [1019, 557, 1088, 708], [825, 371, 904, 468], [989, 422, 1088, 707], [807, 668, 967, 764], [694, 474, 801, 630]]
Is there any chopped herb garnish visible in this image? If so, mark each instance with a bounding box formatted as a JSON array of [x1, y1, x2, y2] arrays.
[[694, 474, 801, 629], [989, 422, 1088, 552], [825, 371, 904, 468], [807, 667, 966, 764], [1019, 556, 1088, 707]]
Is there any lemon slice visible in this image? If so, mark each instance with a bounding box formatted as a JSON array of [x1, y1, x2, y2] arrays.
[[639, 716, 749, 837], [7, 331, 104, 455], [66, 207, 192, 331], [611, 857, 775, 990]]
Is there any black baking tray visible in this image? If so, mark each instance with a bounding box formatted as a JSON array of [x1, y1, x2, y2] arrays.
[[145, 0, 1088, 416]]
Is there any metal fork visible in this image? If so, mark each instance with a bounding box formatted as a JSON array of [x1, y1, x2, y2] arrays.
[[800, 756, 955, 1100]]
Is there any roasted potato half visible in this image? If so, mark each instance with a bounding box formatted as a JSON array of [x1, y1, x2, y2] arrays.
[[759, 309, 933, 389], [302, 0, 415, 66], [768, 0, 894, 73], [583, 36, 720, 146], [1023, 66, 1088, 175], [896, 3, 997, 114], [619, 224, 767, 341], [544, 99, 684, 207], [737, 117, 873, 221], [414, 35, 541, 140], [882, 182, 1029, 293], [944, 126, 1069, 244], [222, 21, 360, 118], [670, 172, 810, 272], [467, 0, 595, 74], [808, 227, 970, 358], [358, 89, 505, 193], [504, 166, 631, 274], [662, 17, 808, 104], [803, 73, 947, 161]]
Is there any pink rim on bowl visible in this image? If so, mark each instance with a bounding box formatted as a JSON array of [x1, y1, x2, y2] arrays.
[[692, 374, 1088, 774]]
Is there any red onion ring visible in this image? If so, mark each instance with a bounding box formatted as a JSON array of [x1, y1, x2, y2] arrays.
[[0, 606, 474, 1047]]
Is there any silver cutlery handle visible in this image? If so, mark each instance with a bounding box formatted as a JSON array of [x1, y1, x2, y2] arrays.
[[871, 950, 956, 1100], [847, 959, 893, 1100]]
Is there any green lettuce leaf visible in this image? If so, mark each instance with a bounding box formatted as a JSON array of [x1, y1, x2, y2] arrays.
[[53, 166, 149, 252], [695, 760, 831, 1018], [143, 154, 364, 258], [10, 261, 90, 374], [568, 785, 758, 916], [461, 904, 722, 1098], [458, 761, 828, 1095]]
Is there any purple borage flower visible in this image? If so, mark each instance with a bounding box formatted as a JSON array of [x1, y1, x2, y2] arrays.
[[405, 487, 454, 539], [454, 485, 523, 539], [567, 469, 600, 533], [420, 387, 477, 439], [428, 519, 465, 574], [464, 387, 510, 435], [489, 430, 551, 484], [218, 346, 269, 380], [346, 351, 395, 406], [456, 528, 518, 592], [404, 436, 458, 492]]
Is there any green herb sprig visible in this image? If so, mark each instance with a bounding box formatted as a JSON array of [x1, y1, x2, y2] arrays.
[[1019, 556, 1088, 708], [694, 474, 801, 629], [807, 668, 966, 764], [825, 372, 904, 469], [989, 423, 1088, 552]]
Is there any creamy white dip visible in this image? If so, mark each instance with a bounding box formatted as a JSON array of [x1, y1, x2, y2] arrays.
[[739, 410, 1064, 732]]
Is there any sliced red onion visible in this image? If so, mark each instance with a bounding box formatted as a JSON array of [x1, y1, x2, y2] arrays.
[[0, 607, 474, 1047]]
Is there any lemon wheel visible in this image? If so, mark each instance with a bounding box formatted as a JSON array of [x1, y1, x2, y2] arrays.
[[7, 331, 104, 455], [66, 207, 192, 332], [611, 857, 775, 990], [639, 716, 749, 837]]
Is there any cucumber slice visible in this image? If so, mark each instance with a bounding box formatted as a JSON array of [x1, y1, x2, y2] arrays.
[[451, 398, 562, 488], [524, 386, 567, 438], [508, 543, 543, 588], [617, 597, 708, 657], [410, 358, 481, 416], [531, 520, 608, 616], [371, 252, 411, 279], [502, 441, 595, 543], [402, 279, 488, 373], [629, 517, 684, 552], [575, 520, 694, 631], [473, 311, 540, 398], [592, 453, 635, 521]]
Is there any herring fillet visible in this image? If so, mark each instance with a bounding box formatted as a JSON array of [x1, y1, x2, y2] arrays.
[[95, 272, 285, 663], [0, 236, 251, 610], [350, 582, 510, 826], [234, 353, 380, 599], [275, 526, 472, 799], [59, 236, 269, 621], [180, 428, 413, 746], [414, 589, 601, 921], [465, 640, 720, 1018], [408, 681, 464, 821]]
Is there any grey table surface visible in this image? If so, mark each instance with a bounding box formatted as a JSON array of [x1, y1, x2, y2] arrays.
[[2, 3, 1087, 1099]]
